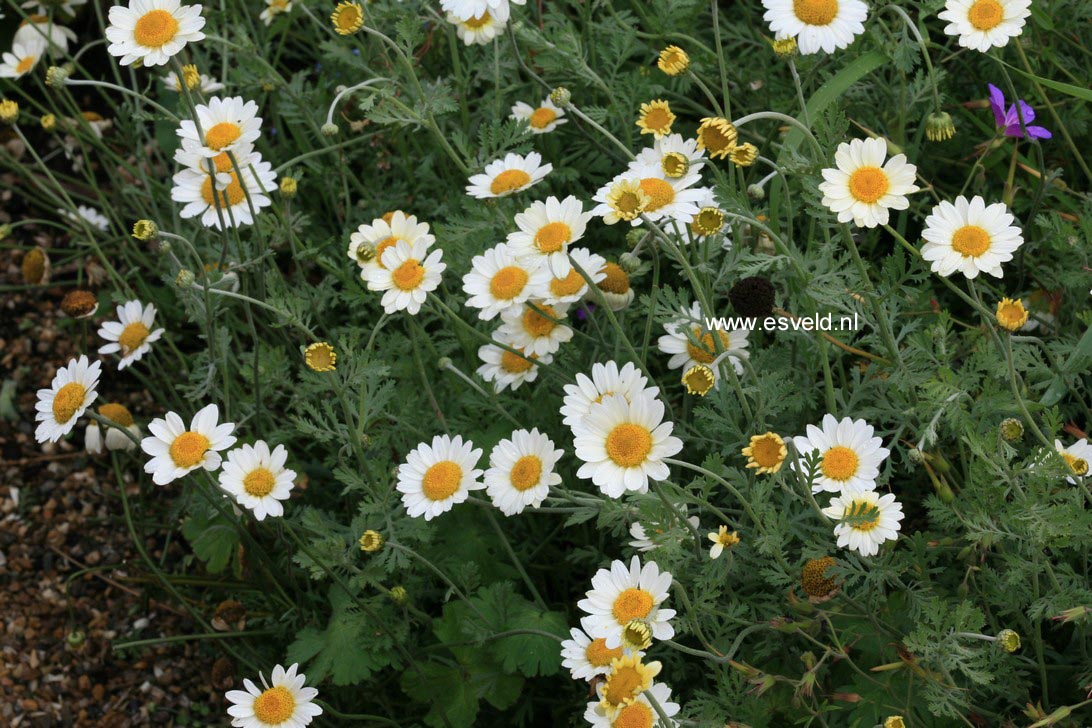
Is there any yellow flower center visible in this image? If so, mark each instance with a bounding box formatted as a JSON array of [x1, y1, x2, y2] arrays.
[[16, 55, 36, 75], [200, 173, 246, 208], [698, 119, 738, 155], [133, 9, 180, 48], [693, 207, 725, 236], [509, 455, 543, 491], [612, 587, 654, 623], [522, 305, 559, 337], [951, 225, 991, 257], [599, 263, 630, 294], [204, 122, 242, 152], [549, 269, 585, 298], [603, 665, 647, 707], [613, 190, 646, 217], [1062, 452, 1089, 477], [421, 460, 462, 501], [333, 2, 363, 32], [52, 382, 86, 424], [846, 499, 880, 531], [613, 702, 655, 728], [749, 435, 785, 468], [638, 178, 675, 212], [605, 424, 653, 468], [682, 365, 715, 396], [305, 342, 337, 372], [500, 350, 534, 373], [533, 222, 572, 253], [996, 299, 1027, 331], [169, 432, 211, 469], [793, 0, 839, 25], [661, 152, 688, 179], [967, 0, 1004, 30], [391, 259, 425, 291], [252, 685, 296, 725], [847, 166, 889, 203], [489, 266, 529, 300], [584, 637, 624, 667], [463, 11, 491, 28], [373, 236, 402, 268], [529, 107, 558, 129], [98, 403, 134, 427], [686, 330, 730, 364], [489, 169, 532, 195], [243, 467, 276, 497], [821, 446, 860, 481], [211, 151, 234, 173], [118, 321, 150, 355], [641, 108, 672, 133]]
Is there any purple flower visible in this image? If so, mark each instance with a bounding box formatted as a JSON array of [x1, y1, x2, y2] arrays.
[[987, 83, 1052, 140]]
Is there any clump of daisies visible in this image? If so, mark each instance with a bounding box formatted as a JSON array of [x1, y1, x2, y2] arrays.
[[226, 663, 322, 727]]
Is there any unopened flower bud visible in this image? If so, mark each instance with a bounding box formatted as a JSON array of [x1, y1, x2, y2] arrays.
[[358, 529, 384, 553], [747, 183, 765, 200], [997, 629, 1021, 653], [621, 619, 653, 650], [321, 122, 339, 137], [176, 269, 196, 287], [618, 252, 641, 273], [925, 111, 956, 142], [771, 37, 798, 58], [132, 219, 158, 241], [0, 99, 19, 125], [280, 176, 298, 198], [549, 86, 571, 108], [389, 585, 408, 604], [46, 64, 72, 88], [999, 417, 1023, 442]]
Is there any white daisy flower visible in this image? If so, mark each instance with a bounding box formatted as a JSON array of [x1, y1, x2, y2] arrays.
[[218, 441, 296, 520], [446, 10, 506, 45], [818, 137, 919, 228], [631, 133, 707, 180], [506, 195, 593, 277], [657, 302, 749, 387], [466, 151, 552, 199], [629, 515, 700, 553], [105, 0, 206, 67], [441, 0, 524, 22], [177, 96, 262, 159], [572, 392, 683, 497], [476, 340, 551, 393], [761, 0, 868, 55], [595, 261, 635, 311], [0, 40, 47, 80], [939, 0, 1030, 52], [577, 555, 676, 649], [462, 243, 550, 321], [791, 414, 890, 494], [15, 18, 78, 57], [170, 152, 277, 229], [396, 434, 484, 521], [225, 663, 322, 728], [594, 167, 709, 228], [58, 205, 110, 232], [560, 360, 659, 430], [85, 403, 141, 454], [510, 97, 567, 134], [162, 70, 225, 94], [822, 486, 904, 557], [584, 680, 679, 727], [22, 0, 87, 17], [34, 355, 100, 444], [560, 620, 632, 681], [708, 525, 740, 559], [97, 300, 165, 370], [365, 239, 446, 316], [173, 138, 257, 176], [484, 428, 563, 515], [348, 211, 435, 275], [498, 300, 573, 356], [141, 403, 237, 486], [920, 195, 1024, 279], [532, 247, 606, 306], [1054, 439, 1092, 485], [259, 0, 294, 25]]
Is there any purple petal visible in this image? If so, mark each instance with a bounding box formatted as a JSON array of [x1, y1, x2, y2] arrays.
[[1016, 99, 1037, 124], [1002, 124, 1025, 138], [1027, 126, 1052, 140], [987, 84, 1007, 126]]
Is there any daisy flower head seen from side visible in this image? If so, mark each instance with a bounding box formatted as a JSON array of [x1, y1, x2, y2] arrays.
[[462, 242, 549, 321], [498, 301, 573, 356], [818, 137, 919, 228], [225, 663, 322, 728], [476, 339, 550, 393], [441, 0, 524, 23], [163, 69, 224, 93], [15, 17, 79, 57], [511, 97, 567, 134], [822, 486, 904, 557], [97, 300, 165, 370], [507, 195, 592, 277], [348, 211, 434, 275], [657, 302, 750, 386], [708, 525, 740, 559], [695, 117, 739, 160], [259, 0, 293, 25], [939, 0, 1030, 52], [920, 195, 1024, 279], [560, 360, 659, 430], [218, 441, 297, 521], [396, 434, 484, 521], [484, 428, 564, 516], [106, 0, 206, 67], [629, 514, 700, 553], [761, 0, 868, 55], [533, 247, 606, 306], [85, 403, 142, 454], [176, 96, 262, 159], [595, 261, 635, 311], [170, 153, 277, 229], [792, 414, 890, 493], [35, 355, 100, 444], [560, 620, 628, 681], [578, 555, 675, 649], [466, 151, 551, 199], [592, 175, 649, 226], [585, 680, 679, 727], [572, 392, 682, 497], [446, 10, 505, 45], [1054, 439, 1091, 485], [0, 39, 47, 79], [366, 239, 445, 316], [141, 403, 236, 486]]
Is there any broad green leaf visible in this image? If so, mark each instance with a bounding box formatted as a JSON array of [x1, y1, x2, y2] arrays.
[[180, 509, 238, 574]]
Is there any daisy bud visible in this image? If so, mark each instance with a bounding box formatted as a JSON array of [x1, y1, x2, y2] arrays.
[[45, 65, 71, 88], [995, 297, 1028, 332], [60, 290, 99, 319], [41, 114, 57, 132], [692, 207, 725, 237], [436, 356, 453, 371], [682, 364, 715, 397], [771, 37, 798, 57], [304, 342, 337, 372], [0, 224, 9, 241], [157, 241, 172, 255], [331, 0, 365, 35], [0, 99, 19, 125], [549, 86, 571, 108], [65, 630, 86, 651], [321, 122, 339, 137], [657, 45, 689, 76], [621, 619, 653, 650], [21, 247, 50, 285], [176, 269, 196, 288], [883, 718, 906, 728], [181, 63, 201, 90], [747, 183, 766, 200], [997, 629, 1021, 653], [358, 529, 384, 552], [624, 229, 647, 249], [389, 585, 408, 604], [618, 251, 642, 273], [1053, 606, 1090, 624], [729, 142, 759, 167], [925, 111, 956, 142], [999, 417, 1024, 443], [132, 219, 158, 241], [907, 447, 925, 464], [279, 176, 298, 198]]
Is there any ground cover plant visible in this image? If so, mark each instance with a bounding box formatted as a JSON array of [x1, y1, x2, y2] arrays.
[[3, 0, 1092, 724]]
